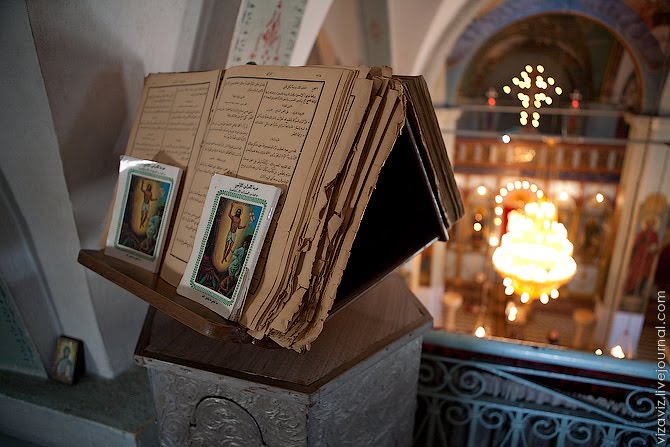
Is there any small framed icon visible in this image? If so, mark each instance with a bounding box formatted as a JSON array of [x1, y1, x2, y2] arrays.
[[51, 336, 84, 385]]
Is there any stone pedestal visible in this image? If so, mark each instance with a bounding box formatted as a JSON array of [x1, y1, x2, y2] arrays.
[[135, 274, 432, 446]]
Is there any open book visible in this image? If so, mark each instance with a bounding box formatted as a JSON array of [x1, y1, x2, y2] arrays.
[[119, 64, 461, 351]]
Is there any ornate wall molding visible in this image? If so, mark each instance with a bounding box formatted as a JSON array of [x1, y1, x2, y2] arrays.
[[0, 272, 45, 377]]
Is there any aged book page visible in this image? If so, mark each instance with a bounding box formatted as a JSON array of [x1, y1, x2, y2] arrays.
[[99, 70, 220, 249], [161, 65, 355, 288], [246, 74, 403, 349], [242, 70, 373, 333], [269, 80, 406, 349], [125, 70, 220, 169], [264, 79, 372, 331], [239, 68, 365, 328], [301, 82, 407, 346], [262, 78, 374, 333]]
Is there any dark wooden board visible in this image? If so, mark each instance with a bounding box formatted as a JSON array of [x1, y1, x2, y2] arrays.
[[78, 249, 264, 344], [134, 273, 432, 394]]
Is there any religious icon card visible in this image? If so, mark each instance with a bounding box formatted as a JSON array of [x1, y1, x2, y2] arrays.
[[177, 174, 281, 321], [105, 156, 182, 273], [51, 336, 84, 385]]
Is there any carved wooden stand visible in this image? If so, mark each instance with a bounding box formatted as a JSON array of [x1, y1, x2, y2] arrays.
[[134, 274, 431, 446]]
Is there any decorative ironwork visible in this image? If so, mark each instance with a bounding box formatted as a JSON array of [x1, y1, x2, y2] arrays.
[[414, 353, 663, 446]]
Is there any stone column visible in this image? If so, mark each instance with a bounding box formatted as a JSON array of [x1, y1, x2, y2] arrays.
[[407, 255, 422, 295], [442, 291, 463, 331], [435, 107, 462, 163], [416, 241, 446, 325], [415, 107, 463, 325], [434, 107, 462, 286]]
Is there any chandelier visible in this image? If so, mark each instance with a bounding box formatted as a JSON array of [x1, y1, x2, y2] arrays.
[[502, 64, 562, 128], [492, 201, 576, 304]]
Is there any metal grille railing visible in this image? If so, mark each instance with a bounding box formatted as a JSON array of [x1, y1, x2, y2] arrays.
[[414, 343, 663, 447]]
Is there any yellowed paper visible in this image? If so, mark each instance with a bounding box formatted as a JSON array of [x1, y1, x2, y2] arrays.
[[269, 81, 406, 349], [126, 71, 221, 168], [100, 70, 220, 250], [163, 65, 353, 291], [246, 72, 373, 332]]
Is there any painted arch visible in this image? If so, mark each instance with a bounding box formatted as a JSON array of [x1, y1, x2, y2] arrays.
[[446, 0, 665, 112]]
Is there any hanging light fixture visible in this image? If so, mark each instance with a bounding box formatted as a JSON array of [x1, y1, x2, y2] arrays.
[[491, 200, 577, 303], [503, 64, 561, 128]]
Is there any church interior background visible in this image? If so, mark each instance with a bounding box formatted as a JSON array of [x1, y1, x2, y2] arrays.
[[1, 0, 669, 445], [408, 4, 670, 363], [308, 0, 670, 364]]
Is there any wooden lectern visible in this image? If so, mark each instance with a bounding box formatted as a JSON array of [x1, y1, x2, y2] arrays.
[[78, 98, 454, 445]]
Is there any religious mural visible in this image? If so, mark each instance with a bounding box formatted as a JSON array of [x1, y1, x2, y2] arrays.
[[226, 0, 307, 67], [620, 193, 668, 313]]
